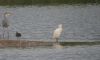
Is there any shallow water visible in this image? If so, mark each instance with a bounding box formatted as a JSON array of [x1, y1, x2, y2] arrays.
[[0, 45, 100, 60], [0, 5, 100, 40]]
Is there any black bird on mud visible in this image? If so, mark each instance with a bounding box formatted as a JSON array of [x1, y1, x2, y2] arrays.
[[16, 31, 22, 48], [16, 31, 21, 40]]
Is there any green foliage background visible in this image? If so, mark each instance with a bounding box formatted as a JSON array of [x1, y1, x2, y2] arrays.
[[0, 0, 99, 6]]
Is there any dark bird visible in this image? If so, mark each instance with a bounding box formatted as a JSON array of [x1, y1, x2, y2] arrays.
[[16, 31, 21, 48], [16, 31, 21, 40]]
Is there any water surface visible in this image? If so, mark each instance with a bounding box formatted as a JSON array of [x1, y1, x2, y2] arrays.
[[0, 5, 100, 40], [0, 45, 100, 60]]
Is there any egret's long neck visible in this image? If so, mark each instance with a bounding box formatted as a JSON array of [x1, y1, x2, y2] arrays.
[[58, 26, 62, 29], [4, 14, 7, 20], [58, 24, 62, 28]]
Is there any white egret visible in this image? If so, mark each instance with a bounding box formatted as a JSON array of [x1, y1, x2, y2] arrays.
[[2, 12, 12, 39], [53, 24, 63, 43]]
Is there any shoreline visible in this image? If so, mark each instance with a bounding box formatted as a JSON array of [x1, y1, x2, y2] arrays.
[[0, 39, 100, 48], [0, 39, 53, 48]]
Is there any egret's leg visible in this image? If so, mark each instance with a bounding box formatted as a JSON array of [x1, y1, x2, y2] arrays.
[[26, 40, 28, 48], [20, 38, 21, 48], [55, 38, 59, 44], [28, 41, 30, 48], [3, 27, 5, 39], [17, 37, 18, 40], [0, 35, 1, 39], [17, 37, 20, 48], [7, 28, 9, 40], [18, 37, 21, 48]]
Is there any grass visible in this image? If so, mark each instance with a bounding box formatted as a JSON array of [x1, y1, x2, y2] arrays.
[[0, 0, 100, 6], [60, 41, 100, 46]]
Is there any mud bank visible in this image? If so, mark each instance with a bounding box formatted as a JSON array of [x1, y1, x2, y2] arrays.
[[0, 40, 53, 48], [0, 40, 100, 48]]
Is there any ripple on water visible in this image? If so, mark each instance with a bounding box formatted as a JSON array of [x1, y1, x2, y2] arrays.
[[0, 45, 100, 60]]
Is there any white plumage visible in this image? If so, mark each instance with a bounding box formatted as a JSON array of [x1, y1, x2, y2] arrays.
[[53, 24, 63, 43], [2, 12, 12, 28]]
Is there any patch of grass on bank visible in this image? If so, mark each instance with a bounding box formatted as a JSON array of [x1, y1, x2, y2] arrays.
[[60, 41, 100, 46], [0, 0, 100, 6]]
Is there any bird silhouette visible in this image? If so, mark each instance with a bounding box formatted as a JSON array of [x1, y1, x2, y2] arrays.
[[16, 31, 21, 40], [2, 12, 12, 39], [16, 31, 22, 48]]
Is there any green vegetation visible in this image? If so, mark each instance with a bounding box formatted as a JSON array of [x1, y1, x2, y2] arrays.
[[0, 0, 100, 6], [60, 41, 100, 46]]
